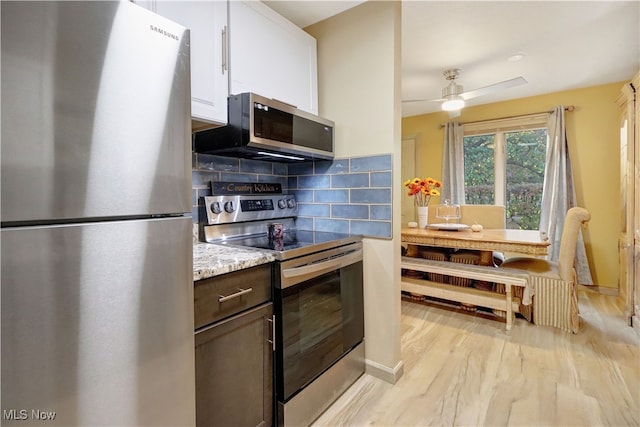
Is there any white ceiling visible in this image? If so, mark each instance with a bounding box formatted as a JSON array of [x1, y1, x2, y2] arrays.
[[263, 0, 640, 118]]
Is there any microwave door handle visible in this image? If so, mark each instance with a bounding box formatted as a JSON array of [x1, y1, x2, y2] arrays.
[[281, 249, 363, 286]]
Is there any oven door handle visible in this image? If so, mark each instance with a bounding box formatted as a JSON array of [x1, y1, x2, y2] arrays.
[[281, 249, 363, 286]]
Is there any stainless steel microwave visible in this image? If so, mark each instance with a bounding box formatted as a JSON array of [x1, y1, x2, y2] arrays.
[[194, 93, 334, 162]]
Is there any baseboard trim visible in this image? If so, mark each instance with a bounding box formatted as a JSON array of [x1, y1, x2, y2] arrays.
[[365, 358, 404, 384]]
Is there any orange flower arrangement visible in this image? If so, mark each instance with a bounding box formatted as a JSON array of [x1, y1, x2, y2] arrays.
[[403, 177, 442, 206]]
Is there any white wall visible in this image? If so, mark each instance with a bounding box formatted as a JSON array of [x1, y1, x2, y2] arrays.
[[307, 1, 403, 383]]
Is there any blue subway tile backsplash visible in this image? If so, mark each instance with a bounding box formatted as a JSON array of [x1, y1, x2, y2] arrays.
[[289, 154, 393, 238], [287, 176, 298, 189], [239, 158, 274, 174], [314, 218, 350, 234], [298, 174, 331, 189], [350, 188, 392, 204], [196, 154, 238, 172], [219, 172, 259, 183], [331, 173, 369, 188], [350, 154, 392, 172], [191, 153, 289, 224], [332, 204, 369, 219], [314, 159, 349, 175], [192, 152, 393, 238], [289, 189, 314, 202], [287, 161, 314, 176], [273, 162, 288, 176], [371, 171, 392, 187], [370, 205, 392, 220], [294, 217, 313, 230], [297, 203, 331, 217], [314, 189, 349, 203]]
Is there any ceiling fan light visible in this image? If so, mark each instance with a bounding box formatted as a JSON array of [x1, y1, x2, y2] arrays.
[[441, 97, 465, 111]]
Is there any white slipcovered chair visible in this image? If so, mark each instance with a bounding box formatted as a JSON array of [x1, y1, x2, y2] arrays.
[[459, 204, 507, 230], [499, 207, 591, 333], [458, 204, 507, 266]]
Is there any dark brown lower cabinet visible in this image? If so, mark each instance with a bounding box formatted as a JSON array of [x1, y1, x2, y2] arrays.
[[195, 301, 274, 427]]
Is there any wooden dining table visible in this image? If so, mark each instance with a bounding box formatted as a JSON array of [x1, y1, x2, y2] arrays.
[[400, 226, 551, 330], [401, 226, 550, 263]]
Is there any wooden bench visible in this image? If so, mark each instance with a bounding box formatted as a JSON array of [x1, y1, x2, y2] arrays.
[[400, 256, 530, 331]]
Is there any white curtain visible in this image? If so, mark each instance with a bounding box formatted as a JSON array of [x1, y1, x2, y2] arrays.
[[540, 106, 594, 285], [441, 122, 465, 204]]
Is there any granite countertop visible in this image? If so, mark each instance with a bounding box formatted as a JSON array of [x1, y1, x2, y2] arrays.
[[193, 242, 275, 282]]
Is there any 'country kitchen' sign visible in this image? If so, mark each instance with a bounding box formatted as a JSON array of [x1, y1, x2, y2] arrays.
[[211, 181, 282, 195]]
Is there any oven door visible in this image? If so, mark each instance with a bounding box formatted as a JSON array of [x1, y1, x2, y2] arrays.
[[274, 242, 364, 403]]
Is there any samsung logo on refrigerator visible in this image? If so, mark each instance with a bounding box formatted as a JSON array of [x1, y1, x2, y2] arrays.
[[149, 24, 179, 40]]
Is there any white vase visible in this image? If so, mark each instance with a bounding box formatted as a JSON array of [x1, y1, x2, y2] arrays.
[[417, 206, 429, 228]]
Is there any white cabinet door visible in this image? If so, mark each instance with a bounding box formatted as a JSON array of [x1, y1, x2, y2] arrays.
[[136, 0, 229, 125], [229, 1, 318, 114]]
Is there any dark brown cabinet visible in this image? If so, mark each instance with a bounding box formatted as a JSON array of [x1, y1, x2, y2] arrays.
[[194, 264, 273, 427]]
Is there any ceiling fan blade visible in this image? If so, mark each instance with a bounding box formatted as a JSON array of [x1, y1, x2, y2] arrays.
[[460, 76, 527, 100], [402, 97, 444, 103]]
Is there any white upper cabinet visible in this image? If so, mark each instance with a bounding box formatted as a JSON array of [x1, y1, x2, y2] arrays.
[[229, 1, 318, 114], [135, 0, 229, 126], [133, 0, 318, 120]]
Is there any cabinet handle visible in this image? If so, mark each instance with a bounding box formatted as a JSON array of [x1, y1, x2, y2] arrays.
[[218, 287, 252, 302], [266, 315, 276, 351], [221, 25, 228, 73]]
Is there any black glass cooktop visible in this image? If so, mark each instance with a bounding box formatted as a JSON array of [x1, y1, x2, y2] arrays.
[[221, 230, 361, 260]]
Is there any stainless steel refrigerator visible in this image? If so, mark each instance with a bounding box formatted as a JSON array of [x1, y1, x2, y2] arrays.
[[1, 1, 195, 425]]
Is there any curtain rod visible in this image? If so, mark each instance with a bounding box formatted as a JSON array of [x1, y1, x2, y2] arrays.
[[439, 105, 575, 128]]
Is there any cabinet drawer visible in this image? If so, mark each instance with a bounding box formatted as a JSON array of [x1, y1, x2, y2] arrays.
[[194, 263, 272, 329], [195, 302, 273, 427]]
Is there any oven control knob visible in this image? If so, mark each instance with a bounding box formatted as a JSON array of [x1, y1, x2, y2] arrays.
[[224, 201, 235, 213], [286, 199, 296, 209], [277, 199, 287, 209], [210, 201, 222, 215]]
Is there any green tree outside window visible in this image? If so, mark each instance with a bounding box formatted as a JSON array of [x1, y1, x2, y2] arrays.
[[464, 128, 547, 230]]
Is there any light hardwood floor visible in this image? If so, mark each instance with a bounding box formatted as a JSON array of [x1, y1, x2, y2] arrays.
[[312, 288, 640, 426]]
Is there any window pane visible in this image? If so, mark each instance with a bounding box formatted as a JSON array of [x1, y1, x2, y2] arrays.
[[463, 135, 494, 204], [505, 129, 547, 230]]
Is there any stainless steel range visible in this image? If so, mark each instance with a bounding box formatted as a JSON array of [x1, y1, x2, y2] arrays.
[[200, 192, 365, 427]]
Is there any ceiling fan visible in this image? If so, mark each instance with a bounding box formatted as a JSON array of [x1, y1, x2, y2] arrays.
[[403, 68, 527, 114]]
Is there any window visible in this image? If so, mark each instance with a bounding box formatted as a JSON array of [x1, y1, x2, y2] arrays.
[[463, 114, 548, 230]]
